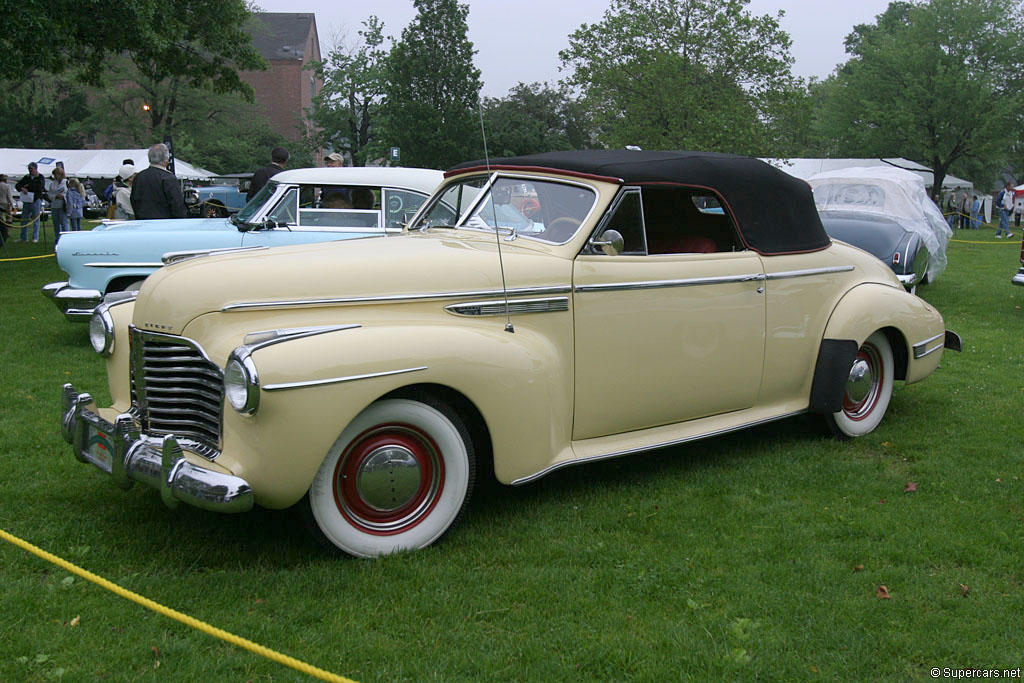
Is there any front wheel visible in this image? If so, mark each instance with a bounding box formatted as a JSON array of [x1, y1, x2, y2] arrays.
[[308, 398, 475, 557], [825, 331, 894, 439]]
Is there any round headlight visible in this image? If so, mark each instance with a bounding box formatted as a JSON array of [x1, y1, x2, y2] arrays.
[[88, 307, 115, 356], [224, 350, 259, 415]]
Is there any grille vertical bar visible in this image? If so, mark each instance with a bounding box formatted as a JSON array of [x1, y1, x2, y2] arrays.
[[131, 328, 223, 450]]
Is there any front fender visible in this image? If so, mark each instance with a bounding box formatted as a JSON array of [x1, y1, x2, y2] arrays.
[[822, 283, 946, 385], [217, 322, 572, 507]]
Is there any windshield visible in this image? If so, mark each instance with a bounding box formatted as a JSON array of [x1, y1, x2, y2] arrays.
[[235, 181, 278, 224], [412, 175, 597, 244]]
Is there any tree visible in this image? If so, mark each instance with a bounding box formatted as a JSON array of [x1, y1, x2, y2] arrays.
[[311, 17, 389, 167], [3, 0, 265, 97], [813, 0, 1024, 196], [481, 82, 595, 157], [559, 0, 798, 155], [0, 74, 91, 147], [379, 0, 483, 168]]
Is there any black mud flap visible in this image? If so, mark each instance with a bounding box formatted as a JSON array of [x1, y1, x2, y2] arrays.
[[808, 339, 859, 414]]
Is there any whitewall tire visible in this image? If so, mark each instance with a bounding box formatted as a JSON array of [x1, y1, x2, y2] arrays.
[[826, 331, 894, 438], [308, 398, 475, 557]]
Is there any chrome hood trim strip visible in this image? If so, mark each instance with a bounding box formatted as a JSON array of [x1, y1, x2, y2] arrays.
[[574, 273, 765, 293], [243, 324, 361, 350], [222, 285, 572, 312], [162, 245, 269, 266], [445, 297, 569, 317], [765, 266, 855, 280], [84, 262, 163, 268], [263, 366, 428, 392], [512, 410, 807, 486]]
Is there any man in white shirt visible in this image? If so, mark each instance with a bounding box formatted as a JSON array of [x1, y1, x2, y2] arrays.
[[996, 182, 1015, 238]]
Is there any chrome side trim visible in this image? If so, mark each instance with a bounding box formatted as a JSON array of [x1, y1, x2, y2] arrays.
[[764, 266, 855, 280], [162, 245, 269, 266], [511, 410, 807, 486], [574, 273, 764, 294], [912, 332, 946, 359], [222, 286, 572, 312], [445, 297, 569, 317], [243, 324, 361, 350], [83, 261, 163, 268], [263, 366, 428, 392]]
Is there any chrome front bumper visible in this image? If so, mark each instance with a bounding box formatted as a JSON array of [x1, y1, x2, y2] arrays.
[[1012, 267, 1024, 287], [61, 384, 253, 513], [42, 281, 102, 322]]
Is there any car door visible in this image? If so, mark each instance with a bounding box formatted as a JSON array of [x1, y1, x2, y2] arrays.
[[572, 187, 766, 441]]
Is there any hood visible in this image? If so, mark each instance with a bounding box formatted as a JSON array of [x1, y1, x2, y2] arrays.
[[90, 217, 232, 234], [134, 231, 570, 334]]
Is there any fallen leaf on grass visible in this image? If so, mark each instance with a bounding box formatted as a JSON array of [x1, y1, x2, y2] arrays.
[[904, 482, 918, 493], [882, 441, 891, 447], [152, 646, 160, 669], [879, 499, 885, 504], [853, 564, 865, 572], [996, 478, 1002, 483], [960, 584, 970, 597], [876, 585, 891, 599], [69, 616, 80, 627]]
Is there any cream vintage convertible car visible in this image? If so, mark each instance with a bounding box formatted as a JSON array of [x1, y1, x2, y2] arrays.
[[59, 150, 960, 557]]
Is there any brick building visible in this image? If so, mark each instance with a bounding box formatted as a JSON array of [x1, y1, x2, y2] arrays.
[[242, 13, 323, 153]]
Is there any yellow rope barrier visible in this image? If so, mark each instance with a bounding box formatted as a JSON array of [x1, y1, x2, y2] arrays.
[[950, 238, 1020, 245], [0, 527, 358, 683], [0, 253, 55, 262]]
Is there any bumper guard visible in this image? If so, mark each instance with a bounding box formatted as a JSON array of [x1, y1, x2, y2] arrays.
[[61, 384, 253, 513], [42, 282, 103, 322], [1012, 267, 1024, 287]]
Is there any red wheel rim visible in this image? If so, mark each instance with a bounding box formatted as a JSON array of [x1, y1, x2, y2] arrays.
[[842, 343, 883, 421], [332, 423, 445, 535]]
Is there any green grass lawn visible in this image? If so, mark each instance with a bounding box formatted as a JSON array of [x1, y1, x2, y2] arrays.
[[1, 224, 1022, 681]]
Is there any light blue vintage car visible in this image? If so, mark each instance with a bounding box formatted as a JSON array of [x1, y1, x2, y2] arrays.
[[42, 167, 443, 321]]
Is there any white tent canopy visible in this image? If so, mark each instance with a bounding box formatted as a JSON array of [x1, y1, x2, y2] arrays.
[[766, 157, 972, 195], [0, 148, 214, 180]]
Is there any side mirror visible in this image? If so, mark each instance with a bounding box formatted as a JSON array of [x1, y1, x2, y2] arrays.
[[590, 229, 624, 256]]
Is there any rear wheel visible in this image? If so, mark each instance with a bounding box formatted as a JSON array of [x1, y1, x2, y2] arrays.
[[308, 398, 475, 557], [825, 331, 894, 439]]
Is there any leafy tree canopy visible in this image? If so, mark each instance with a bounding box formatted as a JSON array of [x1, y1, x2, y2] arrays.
[[813, 0, 1024, 193], [311, 17, 389, 167], [2, 0, 265, 98], [481, 82, 594, 157], [559, 0, 798, 155], [379, 0, 483, 169]]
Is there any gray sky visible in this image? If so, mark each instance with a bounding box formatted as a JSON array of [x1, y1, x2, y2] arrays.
[[256, 0, 894, 96]]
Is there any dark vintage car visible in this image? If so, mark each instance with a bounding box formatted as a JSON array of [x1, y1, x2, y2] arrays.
[[185, 180, 250, 218], [808, 167, 952, 293]]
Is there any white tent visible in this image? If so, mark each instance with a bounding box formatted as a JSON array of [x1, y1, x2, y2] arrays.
[[0, 148, 214, 180]]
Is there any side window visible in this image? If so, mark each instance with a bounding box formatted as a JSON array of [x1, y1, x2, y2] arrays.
[[599, 190, 646, 254], [383, 189, 429, 229], [642, 187, 741, 254]]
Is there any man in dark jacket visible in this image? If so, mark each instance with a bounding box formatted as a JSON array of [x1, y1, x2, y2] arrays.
[[246, 147, 289, 201], [15, 162, 46, 241], [130, 143, 186, 219]]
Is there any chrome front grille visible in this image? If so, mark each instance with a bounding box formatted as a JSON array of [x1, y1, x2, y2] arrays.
[[131, 328, 223, 452]]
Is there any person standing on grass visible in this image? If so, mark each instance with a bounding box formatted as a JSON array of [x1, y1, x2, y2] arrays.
[[66, 179, 86, 232], [996, 182, 1014, 238], [971, 195, 982, 230], [48, 166, 69, 242], [0, 174, 13, 244], [958, 190, 971, 231], [15, 162, 45, 242], [130, 143, 186, 219]]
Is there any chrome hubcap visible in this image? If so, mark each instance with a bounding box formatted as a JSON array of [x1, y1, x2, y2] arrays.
[[846, 359, 873, 405], [356, 445, 421, 512]]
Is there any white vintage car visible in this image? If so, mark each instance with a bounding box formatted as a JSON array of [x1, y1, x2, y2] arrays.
[[60, 150, 960, 557]]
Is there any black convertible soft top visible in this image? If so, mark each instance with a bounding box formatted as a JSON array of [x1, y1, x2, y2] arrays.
[[449, 150, 831, 255]]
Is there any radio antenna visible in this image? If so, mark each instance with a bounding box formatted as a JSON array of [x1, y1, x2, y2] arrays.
[[479, 104, 514, 333]]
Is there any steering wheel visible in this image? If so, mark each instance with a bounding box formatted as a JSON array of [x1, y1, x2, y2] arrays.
[[545, 217, 581, 242], [387, 195, 404, 213], [519, 197, 540, 218]]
